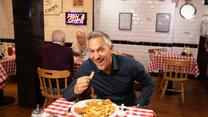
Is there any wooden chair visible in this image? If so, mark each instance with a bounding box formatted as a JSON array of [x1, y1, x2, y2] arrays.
[[115, 51, 134, 59], [134, 81, 142, 92], [148, 48, 161, 55], [148, 48, 167, 60], [119, 52, 134, 59], [160, 59, 191, 103], [37, 67, 71, 108]]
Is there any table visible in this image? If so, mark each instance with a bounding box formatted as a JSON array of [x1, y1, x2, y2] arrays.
[[0, 55, 16, 105], [0, 55, 16, 77], [147, 52, 199, 77], [147, 52, 199, 95], [0, 63, 7, 80], [43, 98, 155, 117]]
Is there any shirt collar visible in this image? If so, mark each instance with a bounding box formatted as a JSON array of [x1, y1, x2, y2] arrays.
[[112, 54, 119, 71], [53, 41, 63, 46]]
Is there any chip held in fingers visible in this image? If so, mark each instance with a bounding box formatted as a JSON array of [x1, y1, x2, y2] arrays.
[[89, 71, 94, 79]]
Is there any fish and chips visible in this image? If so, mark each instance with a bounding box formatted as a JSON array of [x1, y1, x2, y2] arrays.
[[74, 99, 116, 117]]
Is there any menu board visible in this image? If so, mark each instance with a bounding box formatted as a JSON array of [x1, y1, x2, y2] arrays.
[[65, 12, 87, 25]]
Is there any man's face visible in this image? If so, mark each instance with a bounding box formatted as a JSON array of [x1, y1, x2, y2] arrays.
[[88, 37, 112, 73]]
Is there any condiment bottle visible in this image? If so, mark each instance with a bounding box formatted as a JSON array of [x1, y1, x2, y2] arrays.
[[31, 105, 42, 117]]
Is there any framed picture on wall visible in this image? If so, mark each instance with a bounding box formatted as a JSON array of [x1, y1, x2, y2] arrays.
[[119, 13, 132, 30], [73, 0, 83, 6], [156, 13, 171, 32]]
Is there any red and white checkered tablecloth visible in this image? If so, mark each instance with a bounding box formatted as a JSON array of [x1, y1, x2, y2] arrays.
[[43, 98, 155, 117], [0, 56, 16, 78], [147, 52, 199, 77], [0, 63, 7, 79]]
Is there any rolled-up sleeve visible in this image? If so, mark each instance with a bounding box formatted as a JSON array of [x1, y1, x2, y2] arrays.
[[63, 80, 77, 100], [133, 61, 155, 106], [63, 60, 91, 100]]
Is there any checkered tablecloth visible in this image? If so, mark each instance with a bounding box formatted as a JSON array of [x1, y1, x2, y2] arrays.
[[43, 98, 155, 117], [0, 56, 16, 78], [0, 63, 7, 79], [147, 52, 199, 77]]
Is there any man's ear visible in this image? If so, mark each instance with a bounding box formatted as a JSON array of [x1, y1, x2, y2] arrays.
[[110, 45, 114, 50]]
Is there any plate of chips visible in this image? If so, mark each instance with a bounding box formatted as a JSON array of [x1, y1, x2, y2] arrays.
[[71, 99, 118, 117]]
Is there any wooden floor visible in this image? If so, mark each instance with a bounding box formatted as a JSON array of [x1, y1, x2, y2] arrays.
[[0, 77, 208, 117]]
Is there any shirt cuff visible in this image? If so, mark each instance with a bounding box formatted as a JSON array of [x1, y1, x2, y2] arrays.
[[136, 103, 143, 108]]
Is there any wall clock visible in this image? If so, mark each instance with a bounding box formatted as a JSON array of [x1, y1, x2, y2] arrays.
[[180, 3, 196, 19]]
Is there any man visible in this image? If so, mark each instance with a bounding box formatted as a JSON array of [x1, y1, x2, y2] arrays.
[[63, 31, 154, 107], [39, 30, 74, 93], [40, 29, 74, 72]]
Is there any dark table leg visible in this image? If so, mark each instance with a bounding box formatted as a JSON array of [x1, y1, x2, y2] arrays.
[[0, 89, 15, 106], [165, 81, 180, 95]]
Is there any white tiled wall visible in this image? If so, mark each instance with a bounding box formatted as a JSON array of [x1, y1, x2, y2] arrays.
[[94, 0, 175, 42], [0, 0, 14, 39], [173, 0, 204, 44], [94, 0, 205, 68]]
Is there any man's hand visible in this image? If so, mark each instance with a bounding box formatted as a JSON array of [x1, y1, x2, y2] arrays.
[[74, 76, 91, 94]]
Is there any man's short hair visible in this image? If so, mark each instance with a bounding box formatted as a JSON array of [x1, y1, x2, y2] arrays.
[[87, 31, 112, 47], [52, 30, 65, 43]]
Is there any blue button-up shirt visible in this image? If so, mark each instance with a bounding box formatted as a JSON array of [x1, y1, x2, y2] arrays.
[[63, 54, 154, 106]]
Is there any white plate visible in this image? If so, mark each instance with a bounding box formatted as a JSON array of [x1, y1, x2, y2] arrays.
[[71, 99, 119, 117]]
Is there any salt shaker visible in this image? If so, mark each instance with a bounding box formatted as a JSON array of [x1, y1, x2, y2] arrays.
[[118, 104, 126, 117], [31, 105, 43, 117]]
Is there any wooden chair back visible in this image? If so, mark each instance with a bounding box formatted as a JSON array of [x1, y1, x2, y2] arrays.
[[148, 48, 167, 59], [120, 52, 134, 58], [163, 59, 191, 81], [148, 48, 162, 54], [160, 59, 191, 103], [37, 67, 70, 107]]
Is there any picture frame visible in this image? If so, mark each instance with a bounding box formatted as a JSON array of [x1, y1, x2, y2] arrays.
[[156, 13, 171, 32], [73, 0, 83, 6], [44, 0, 63, 15], [119, 13, 132, 30]]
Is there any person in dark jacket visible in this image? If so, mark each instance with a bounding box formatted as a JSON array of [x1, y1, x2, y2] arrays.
[[39, 29, 74, 90], [40, 29, 74, 71], [63, 31, 154, 107]]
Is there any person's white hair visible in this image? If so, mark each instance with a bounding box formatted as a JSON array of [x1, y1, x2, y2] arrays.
[[76, 30, 86, 39], [52, 30, 65, 45], [87, 31, 112, 47]]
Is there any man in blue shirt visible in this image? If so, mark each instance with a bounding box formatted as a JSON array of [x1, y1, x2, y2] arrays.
[[63, 31, 154, 107]]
